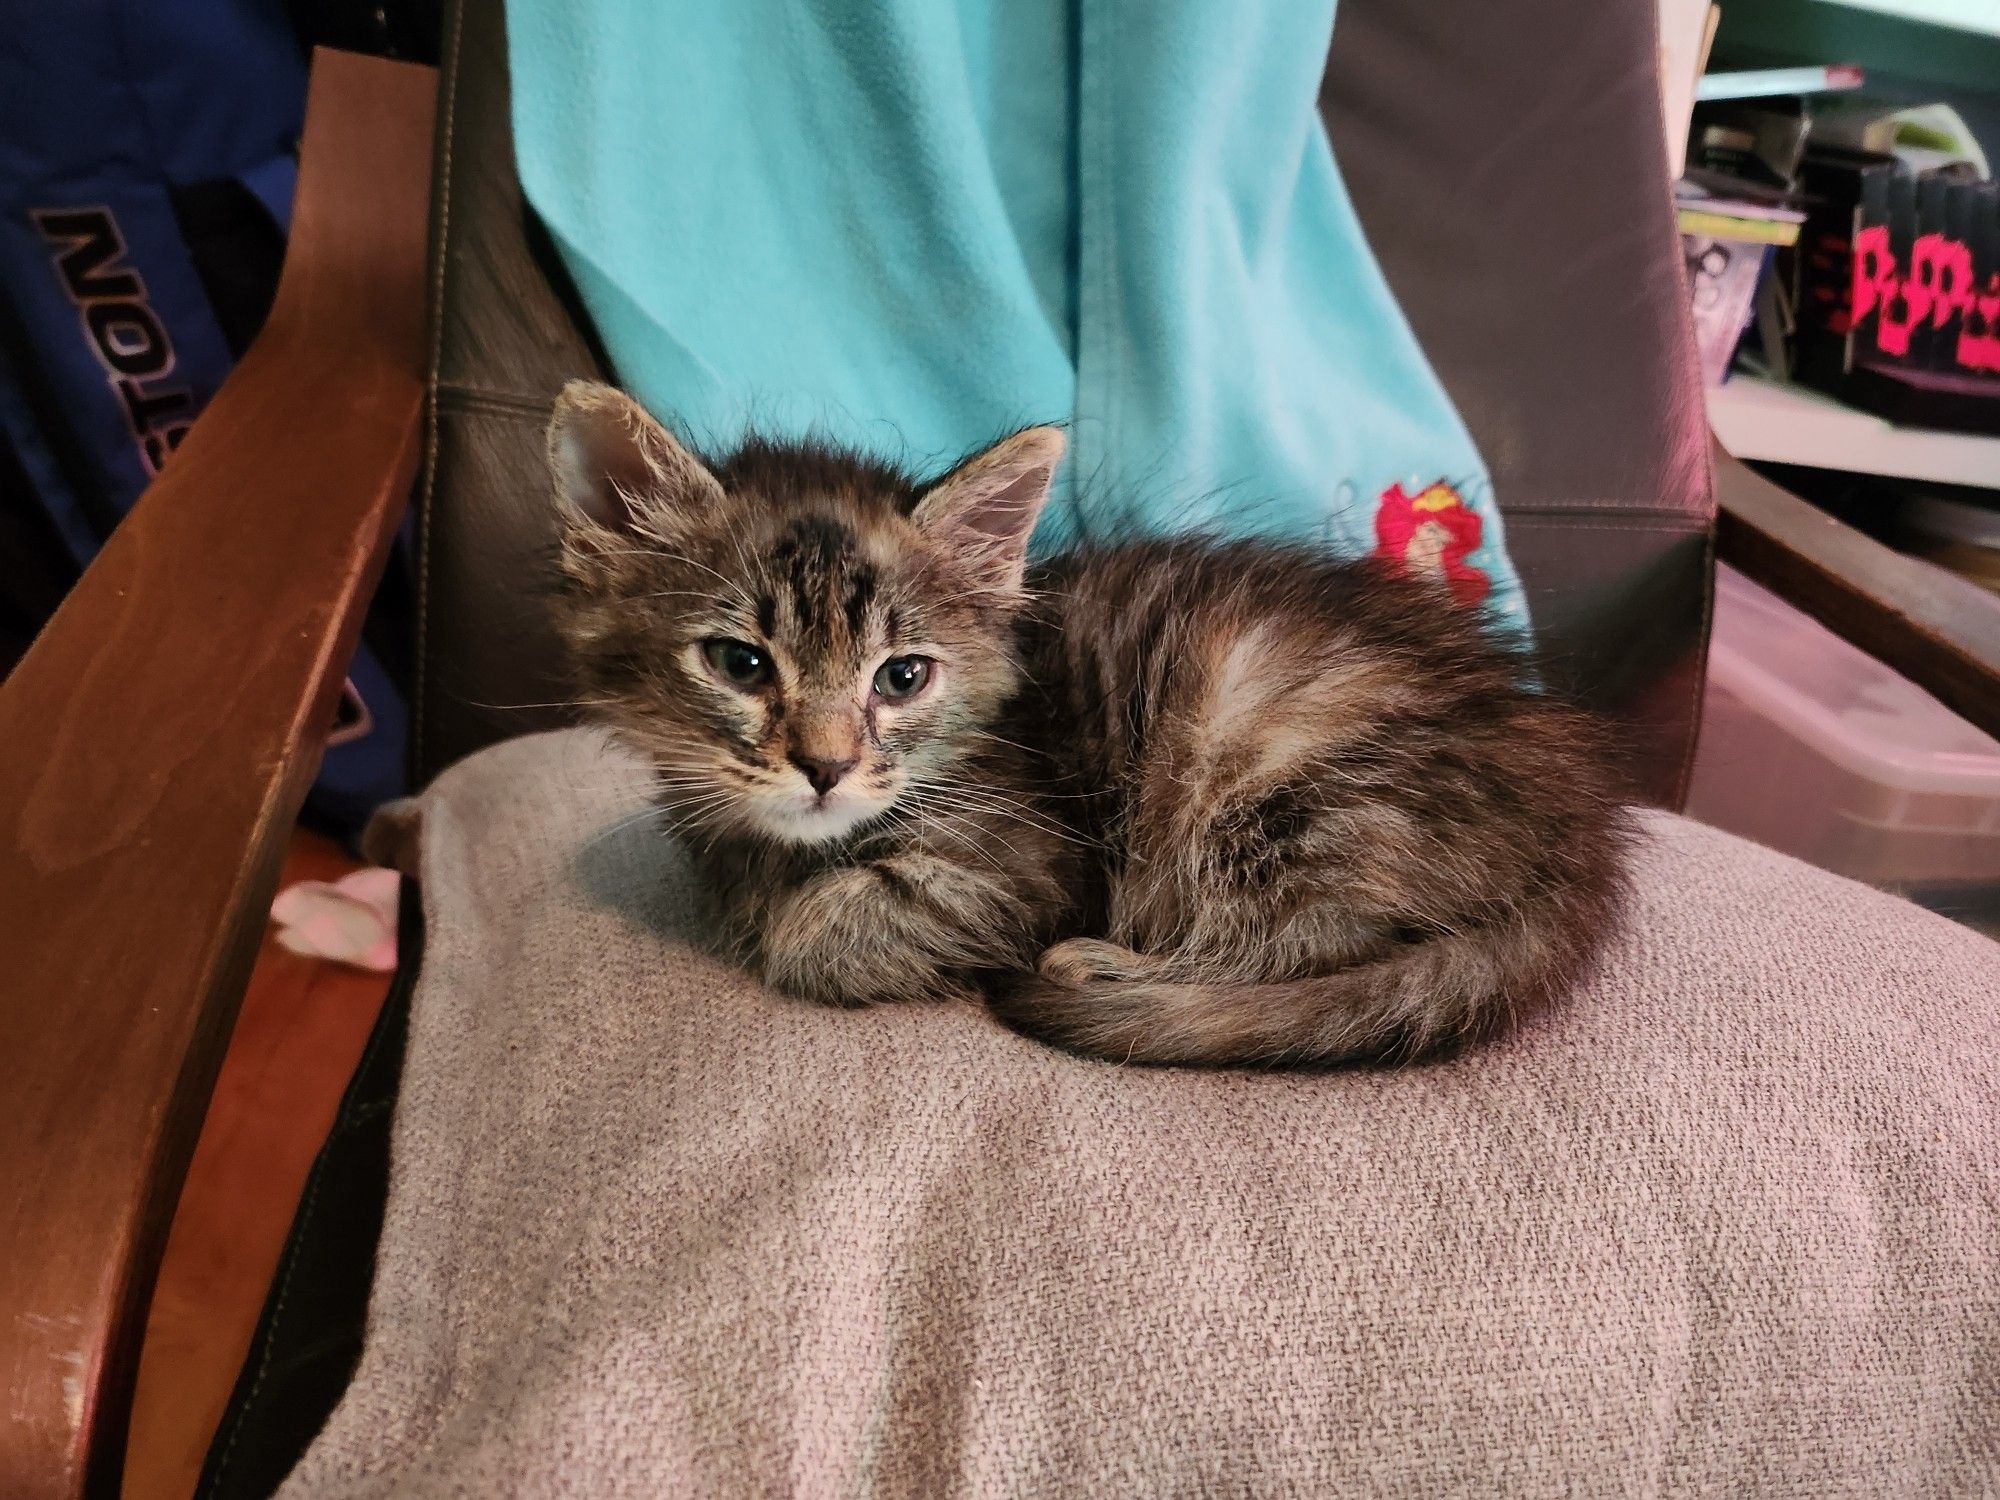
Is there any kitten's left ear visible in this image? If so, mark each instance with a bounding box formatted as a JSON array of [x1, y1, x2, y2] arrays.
[[912, 427, 1064, 590], [546, 380, 724, 537]]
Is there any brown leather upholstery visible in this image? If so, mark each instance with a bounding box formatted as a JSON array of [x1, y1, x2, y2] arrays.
[[412, 0, 603, 779], [1322, 0, 1714, 805], [415, 0, 1712, 803]]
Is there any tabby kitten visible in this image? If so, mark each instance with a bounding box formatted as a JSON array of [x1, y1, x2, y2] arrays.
[[548, 381, 1633, 1067]]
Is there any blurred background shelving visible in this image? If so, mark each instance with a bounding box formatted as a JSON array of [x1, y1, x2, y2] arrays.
[[1708, 372, 2000, 487], [1666, 0, 2000, 928]]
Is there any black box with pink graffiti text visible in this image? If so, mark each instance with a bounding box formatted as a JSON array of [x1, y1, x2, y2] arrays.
[[1788, 143, 2000, 433]]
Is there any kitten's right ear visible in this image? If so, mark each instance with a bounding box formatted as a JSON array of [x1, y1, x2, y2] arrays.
[[912, 425, 1065, 590], [546, 381, 724, 536]]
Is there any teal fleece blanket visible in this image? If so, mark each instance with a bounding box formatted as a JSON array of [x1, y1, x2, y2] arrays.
[[508, 0, 1528, 636]]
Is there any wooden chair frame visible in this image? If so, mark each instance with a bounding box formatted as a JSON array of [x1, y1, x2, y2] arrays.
[[0, 51, 434, 1500]]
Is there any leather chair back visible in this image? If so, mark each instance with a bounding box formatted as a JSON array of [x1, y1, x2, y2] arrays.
[[415, 0, 1712, 804]]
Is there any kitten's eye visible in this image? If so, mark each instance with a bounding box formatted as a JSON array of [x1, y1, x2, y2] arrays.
[[703, 638, 772, 689], [873, 655, 932, 701]]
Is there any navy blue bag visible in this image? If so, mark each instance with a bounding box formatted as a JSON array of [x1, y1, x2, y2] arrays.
[[0, 0, 406, 834]]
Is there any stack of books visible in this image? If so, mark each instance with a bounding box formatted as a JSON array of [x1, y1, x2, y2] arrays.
[[1677, 181, 1805, 387]]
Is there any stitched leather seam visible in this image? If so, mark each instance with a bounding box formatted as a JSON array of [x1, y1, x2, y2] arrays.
[[1507, 516, 1707, 534], [1680, 516, 1728, 816], [412, 0, 466, 783], [198, 935, 414, 1499], [201, 1140, 333, 1496], [1500, 499, 1708, 518], [436, 383, 552, 418]]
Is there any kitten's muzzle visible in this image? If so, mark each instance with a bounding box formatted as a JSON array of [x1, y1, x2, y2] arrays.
[[789, 752, 857, 797]]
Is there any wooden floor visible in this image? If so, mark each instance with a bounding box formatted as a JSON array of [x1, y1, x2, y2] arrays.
[[123, 829, 393, 1500]]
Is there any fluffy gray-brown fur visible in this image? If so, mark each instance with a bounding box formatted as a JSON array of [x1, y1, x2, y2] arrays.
[[547, 381, 1634, 1067]]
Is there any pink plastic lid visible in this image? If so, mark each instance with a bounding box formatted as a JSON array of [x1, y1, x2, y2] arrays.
[[1706, 564, 2000, 797]]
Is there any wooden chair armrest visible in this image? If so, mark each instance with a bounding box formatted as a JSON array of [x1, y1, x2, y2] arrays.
[[1714, 448, 2000, 741], [0, 51, 435, 1500]]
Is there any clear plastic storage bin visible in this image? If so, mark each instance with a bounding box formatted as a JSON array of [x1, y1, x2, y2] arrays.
[[1686, 564, 2000, 923]]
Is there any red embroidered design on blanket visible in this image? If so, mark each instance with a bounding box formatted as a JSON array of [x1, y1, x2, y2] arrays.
[[1372, 480, 1491, 606]]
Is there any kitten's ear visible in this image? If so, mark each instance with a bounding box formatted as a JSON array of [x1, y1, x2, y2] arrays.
[[546, 380, 724, 536], [911, 427, 1064, 589]]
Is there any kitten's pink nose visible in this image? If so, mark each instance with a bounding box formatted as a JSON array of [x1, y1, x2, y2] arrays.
[[790, 753, 857, 797]]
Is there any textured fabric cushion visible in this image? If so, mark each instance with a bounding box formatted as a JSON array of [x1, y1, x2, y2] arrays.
[[280, 728, 2000, 1498]]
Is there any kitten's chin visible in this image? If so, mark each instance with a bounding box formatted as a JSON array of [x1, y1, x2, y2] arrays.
[[751, 793, 891, 847]]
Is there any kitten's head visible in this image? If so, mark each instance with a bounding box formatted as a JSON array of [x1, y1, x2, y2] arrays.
[[547, 381, 1062, 847]]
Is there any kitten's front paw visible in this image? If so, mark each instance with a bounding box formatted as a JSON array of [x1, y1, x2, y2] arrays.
[[1037, 938, 1164, 986], [761, 866, 964, 1007]]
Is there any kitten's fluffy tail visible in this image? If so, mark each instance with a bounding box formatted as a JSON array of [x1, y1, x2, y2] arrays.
[[990, 922, 1596, 1068]]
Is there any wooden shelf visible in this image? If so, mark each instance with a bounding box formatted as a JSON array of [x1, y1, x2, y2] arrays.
[[1707, 374, 2000, 489]]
